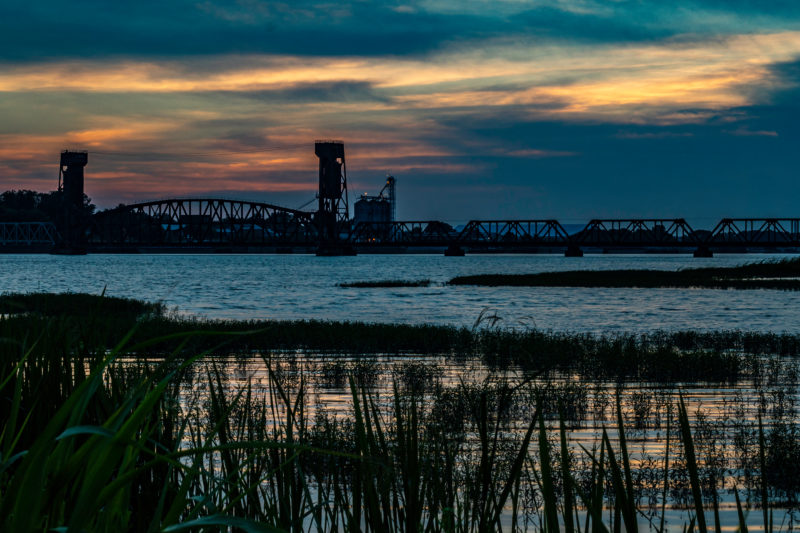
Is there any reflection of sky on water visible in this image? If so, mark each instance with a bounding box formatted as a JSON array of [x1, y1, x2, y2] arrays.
[[168, 352, 800, 532], [3, 253, 800, 332]]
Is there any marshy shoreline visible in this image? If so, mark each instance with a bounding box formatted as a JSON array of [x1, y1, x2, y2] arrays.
[[449, 256, 800, 289], [339, 257, 800, 290], [2, 291, 800, 531]]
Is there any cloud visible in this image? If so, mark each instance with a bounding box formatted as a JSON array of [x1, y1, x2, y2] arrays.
[[0, 1, 488, 61], [3, 2, 800, 218], [4, 30, 800, 129], [616, 131, 694, 139], [233, 81, 390, 103], [4, 0, 800, 65], [726, 126, 779, 136], [504, 148, 578, 158]]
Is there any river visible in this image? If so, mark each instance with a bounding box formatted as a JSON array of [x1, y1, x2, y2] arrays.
[[2, 252, 798, 332]]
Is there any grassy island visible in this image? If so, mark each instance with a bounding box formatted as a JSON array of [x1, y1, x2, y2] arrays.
[[449, 256, 800, 289]]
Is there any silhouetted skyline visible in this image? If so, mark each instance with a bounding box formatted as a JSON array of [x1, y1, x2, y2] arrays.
[[2, 1, 799, 222]]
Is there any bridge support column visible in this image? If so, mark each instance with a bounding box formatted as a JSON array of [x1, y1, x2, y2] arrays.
[[315, 141, 354, 256], [444, 245, 465, 256], [564, 245, 583, 257], [693, 246, 713, 258], [53, 150, 89, 255]]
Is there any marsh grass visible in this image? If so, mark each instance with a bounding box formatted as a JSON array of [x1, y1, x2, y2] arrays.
[[8, 292, 800, 378], [2, 338, 799, 531], [0, 291, 165, 318], [449, 257, 800, 289], [3, 292, 800, 530]]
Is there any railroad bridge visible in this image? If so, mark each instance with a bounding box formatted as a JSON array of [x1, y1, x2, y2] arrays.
[[90, 198, 316, 252], [8, 144, 800, 257]]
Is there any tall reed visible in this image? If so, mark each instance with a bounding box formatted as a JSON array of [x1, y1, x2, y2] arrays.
[[0, 300, 792, 531]]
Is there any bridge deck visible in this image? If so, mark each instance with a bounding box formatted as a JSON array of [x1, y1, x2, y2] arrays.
[[78, 200, 800, 253]]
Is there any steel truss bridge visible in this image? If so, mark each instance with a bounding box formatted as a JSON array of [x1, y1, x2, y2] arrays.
[[81, 200, 800, 256], [1, 222, 59, 248], [89, 198, 316, 250], [13, 146, 795, 256], [349, 218, 800, 256]]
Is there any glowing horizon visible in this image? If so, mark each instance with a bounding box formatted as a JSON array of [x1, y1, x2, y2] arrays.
[[2, 1, 800, 219]]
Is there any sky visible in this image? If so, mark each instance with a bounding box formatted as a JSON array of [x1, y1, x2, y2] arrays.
[[2, 0, 800, 224]]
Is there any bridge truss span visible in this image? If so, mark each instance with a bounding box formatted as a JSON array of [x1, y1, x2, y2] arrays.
[[89, 198, 317, 249], [0, 222, 59, 247], [572, 219, 702, 247], [708, 218, 800, 247], [456, 220, 569, 247], [85, 200, 800, 255], [34, 146, 800, 256], [349, 221, 458, 246]]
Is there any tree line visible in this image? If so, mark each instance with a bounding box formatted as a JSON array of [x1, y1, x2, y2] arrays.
[[0, 189, 95, 223]]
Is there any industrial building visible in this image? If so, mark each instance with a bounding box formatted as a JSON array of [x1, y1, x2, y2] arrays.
[[354, 176, 395, 225]]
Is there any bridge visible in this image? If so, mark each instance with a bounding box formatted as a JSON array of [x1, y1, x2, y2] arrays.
[[0, 222, 59, 250], [83, 209, 800, 257], [347, 218, 800, 257], [6, 144, 800, 257], [90, 198, 316, 251]]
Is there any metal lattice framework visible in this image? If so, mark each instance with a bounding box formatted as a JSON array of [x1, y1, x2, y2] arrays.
[[571, 219, 701, 247], [89, 198, 316, 247], [456, 220, 569, 246], [349, 221, 458, 246], [0, 222, 59, 246], [87, 208, 800, 253], [708, 218, 800, 247], [348, 219, 701, 249]]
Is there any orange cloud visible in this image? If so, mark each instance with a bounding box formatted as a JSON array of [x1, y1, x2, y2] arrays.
[[2, 31, 798, 124], [3, 30, 800, 204]]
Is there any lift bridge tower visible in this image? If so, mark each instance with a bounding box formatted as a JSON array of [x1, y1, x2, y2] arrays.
[[315, 140, 355, 255], [54, 150, 89, 254]]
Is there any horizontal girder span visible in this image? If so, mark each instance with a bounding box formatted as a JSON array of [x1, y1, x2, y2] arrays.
[[0, 222, 59, 246], [86, 207, 800, 251]]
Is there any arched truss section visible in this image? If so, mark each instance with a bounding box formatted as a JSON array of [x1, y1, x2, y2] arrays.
[[89, 198, 317, 247]]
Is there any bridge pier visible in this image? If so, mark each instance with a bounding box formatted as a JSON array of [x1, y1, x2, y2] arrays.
[[693, 246, 713, 258], [444, 245, 465, 256], [564, 245, 583, 257], [54, 150, 89, 255]]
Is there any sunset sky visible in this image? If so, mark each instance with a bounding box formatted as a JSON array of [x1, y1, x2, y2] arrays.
[[2, 1, 800, 222]]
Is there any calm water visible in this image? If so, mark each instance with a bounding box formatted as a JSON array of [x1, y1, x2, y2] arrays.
[[12, 251, 794, 530], [180, 351, 800, 531], [2, 252, 799, 332]]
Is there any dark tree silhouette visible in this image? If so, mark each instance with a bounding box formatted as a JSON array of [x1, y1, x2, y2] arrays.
[[0, 189, 95, 222]]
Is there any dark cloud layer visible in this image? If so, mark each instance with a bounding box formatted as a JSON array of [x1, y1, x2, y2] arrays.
[[4, 0, 800, 62], [1, 1, 474, 60]]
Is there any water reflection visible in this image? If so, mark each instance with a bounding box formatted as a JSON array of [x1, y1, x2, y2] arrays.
[[144, 350, 800, 531]]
